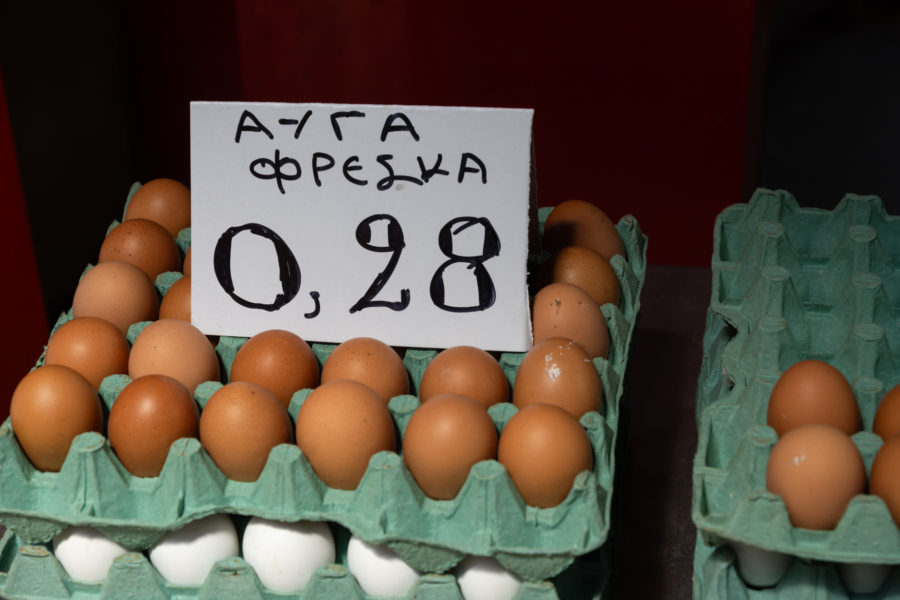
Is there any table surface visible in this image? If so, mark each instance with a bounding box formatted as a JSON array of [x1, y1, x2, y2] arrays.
[[612, 264, 708, 600], [0, 264, 710, 600]]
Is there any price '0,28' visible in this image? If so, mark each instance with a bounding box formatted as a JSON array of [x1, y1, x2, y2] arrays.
[[212, 215, 501, 317]]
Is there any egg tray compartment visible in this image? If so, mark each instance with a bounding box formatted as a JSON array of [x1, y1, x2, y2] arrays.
[[691, 532, 900, 600], [692, 190, 900, 579], [0, 197, 647, 583], [712, 189, 900, 341], [0, 528, 612, 600]]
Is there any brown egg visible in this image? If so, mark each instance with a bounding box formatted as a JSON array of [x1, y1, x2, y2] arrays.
[[199, 381, 292, 481], [532, 282, 610, 359], [542, 199, 625, 261], [766, 360, 860, 437], [296, 379, 396, 490], [183, 246, 192, 277], [537, 246, 620, 308], [874, 383, 900, 440], [44, 317, 130, 389], [10, 365, 103, 471], [869, 433, 900, 526], [419, 346, 508, 409], [99, 219, 181, 282], [498, 403, 593, 508], [124, 178, 191, 238], [159, 276, 191, 322], [402, 394, 498, 500], [230, 329, 319, 408], [321, 337, 409, 402], [513, 337, 602, 419], [108, 374, 199, 477], [766, 424, 865, 529], [72, 261, 159, 335], [128, 319, 220, 393]]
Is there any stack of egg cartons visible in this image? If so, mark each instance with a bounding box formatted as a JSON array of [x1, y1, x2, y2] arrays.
[[0, 184, 647, 600], [693, 189, 900, 598]]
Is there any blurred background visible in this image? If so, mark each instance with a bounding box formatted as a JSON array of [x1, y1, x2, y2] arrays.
[[1, 1, 898, 597]]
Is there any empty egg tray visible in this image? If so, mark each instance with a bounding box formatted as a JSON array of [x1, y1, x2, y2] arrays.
[[693, 189, 900, 596], [0, 183, 647, 598]]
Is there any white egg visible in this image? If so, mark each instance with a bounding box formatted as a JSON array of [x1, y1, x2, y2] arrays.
[[149, 514, 239, 585], [241, 517, 335, 592], [346, 535, 420, 597], [455, 555, 522, 600], [52, 526, 130, 583]]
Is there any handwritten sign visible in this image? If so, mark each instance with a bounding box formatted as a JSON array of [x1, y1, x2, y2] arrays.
[[189, 102, 534, 351]]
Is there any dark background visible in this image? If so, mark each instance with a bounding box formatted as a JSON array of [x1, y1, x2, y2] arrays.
[[0, 2, 899, 597]]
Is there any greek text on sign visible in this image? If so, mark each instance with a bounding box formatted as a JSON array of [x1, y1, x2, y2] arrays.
[[190, 102, 534, 351]]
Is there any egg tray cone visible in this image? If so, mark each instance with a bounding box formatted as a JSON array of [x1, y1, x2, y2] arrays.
[[0, 186, 647, 588], [0, 529, 611, 600], [692, 189, 900, 594]]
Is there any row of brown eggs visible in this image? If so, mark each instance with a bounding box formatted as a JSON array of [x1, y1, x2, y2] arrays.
[[9, 182, 629, 512], [763, 359, 900, 531]]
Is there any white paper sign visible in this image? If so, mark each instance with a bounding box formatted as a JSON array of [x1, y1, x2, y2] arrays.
[[190, 102, 534, 351]]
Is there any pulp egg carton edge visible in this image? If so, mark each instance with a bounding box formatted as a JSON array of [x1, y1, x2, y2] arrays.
[[692, 189, 900, 594], [0, 529, 612, 600], [0, 183, 648, 584], [691, 531, 900, 600]]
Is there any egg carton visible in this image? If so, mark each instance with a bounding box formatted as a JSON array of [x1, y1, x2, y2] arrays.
[[692, 532, 900, 599], [0, 527, 611, 600], [693, 189, 900, 594], [0, 186, 647, 585]]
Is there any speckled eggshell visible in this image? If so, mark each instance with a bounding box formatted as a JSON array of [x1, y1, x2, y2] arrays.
[[199, 381, 293, 482], [541, 199, 625, 261], [418, 346, 508, 409], [99, 218, 181, 282], [10, 365, 103, 472], [320, 337, 409, 402], [44, 316, 130, 389], [869, 433, 900, 527], [296, 379, 396, 490], [183, 246, 192, 277], [874, 383, 900, 440], [537, 246, 620, 308], [128, 319, 220, 393], [159, 276, 191, 322], [108, 374, 199, 477], [402, 393, 498, 500], [512, 337, 602, 419], [766, 424, 865, 530], [72, 261, 159, 335], [766, 360, 860, 438], [229, 329, 319, 408], [497, 403, 593, 508], [124, 178, 191, 238], [531, 282, 609, 359]]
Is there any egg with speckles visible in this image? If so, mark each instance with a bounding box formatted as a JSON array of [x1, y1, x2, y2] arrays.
[[512, 337, 602, 419]]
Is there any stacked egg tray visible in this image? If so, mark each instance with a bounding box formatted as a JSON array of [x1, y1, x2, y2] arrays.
[[692, 189, 900, 598], [0, 184, 647, 600]]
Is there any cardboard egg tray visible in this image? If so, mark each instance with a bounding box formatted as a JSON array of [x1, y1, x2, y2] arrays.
[[0, 184, 647, 598], [0, 527, 611, 600], [693, 189, 900, 595]]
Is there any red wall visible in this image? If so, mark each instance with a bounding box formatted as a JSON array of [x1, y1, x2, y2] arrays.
[[128, 0, 760, 266], [0, 69, 48, 415], [1, 1, 761, 416]]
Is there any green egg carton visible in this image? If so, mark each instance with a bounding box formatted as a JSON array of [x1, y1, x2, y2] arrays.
[[693, 189, 900, 595], [0, 527, 611, 600], [692, 531, 900, 599], [0, 185, 647, 591]]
